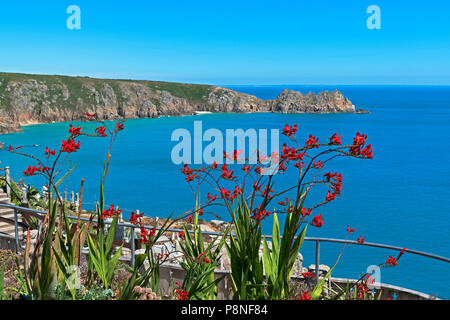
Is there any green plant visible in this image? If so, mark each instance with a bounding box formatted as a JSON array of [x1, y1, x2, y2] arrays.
[[178, 203, 228, 300], [226, 201, 265, 300], [262, 210, 307, 299]]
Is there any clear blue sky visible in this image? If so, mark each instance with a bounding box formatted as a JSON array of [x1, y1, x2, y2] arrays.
[[0, 0, 449, 85]]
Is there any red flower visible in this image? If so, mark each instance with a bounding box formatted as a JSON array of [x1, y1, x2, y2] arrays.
[[326, 190, 336, 201], [186, 215, 193, 223], [220, 188, 233, 202], [311, 214, 324, 228], [61, 139, 81, 153], [312, 160, 324, 169], [357, 236, 365, 244], [385, 255, 398, 266], [95, 126, 107, 137], [301, 207, 312, 218], [282, 124, 298, 137], [251, 205, 270, 221], [9, 145, 22, 152], [85, 111, 97, 118], [346, 226, 355, 234], [300, 291, 311, 300], [129, 211, 144, 224], [211, 161, 218, 169], [102, 204, 123, 219], [68, 124, 81, 137], [175, 282, 189, 300], [23, 165, 38, 176], [45, 147, 56, 159], [242, 164, 251, 173], [302, 272, 315, 279], [361, 144, 373, 159], [115, 121, 125, 131], [181, 164, 193, 176], [329, 133, 342, 145], [207, 193, 217, 202], [349, 132, 369, 156], [178, 230, 185, 239], [305, 134, 319, 148]]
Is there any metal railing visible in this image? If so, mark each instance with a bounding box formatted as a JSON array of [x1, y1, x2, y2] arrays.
[[0, 203, 449, 286]]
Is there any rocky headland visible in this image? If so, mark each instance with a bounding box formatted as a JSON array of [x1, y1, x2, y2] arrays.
[[0, 72, 368, 134]]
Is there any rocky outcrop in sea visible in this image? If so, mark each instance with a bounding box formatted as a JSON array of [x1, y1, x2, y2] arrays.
[[0, 72, 367, 134]]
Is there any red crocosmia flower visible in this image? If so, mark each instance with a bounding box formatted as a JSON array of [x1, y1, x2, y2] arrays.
[[186, 215, 193, 223], [85, 111, 97, 118], [180, 164, 193, 176], [253, 182, 261, 191], [8, 145, 13, 152], [305, 134, 319, 148], [45, 147, 56, 159], [68, 124, 81, 137], [311, 214, 324, 228], [102, 204, 123, 219], [232, 186, 243, 199], [231, 149, 243, 161], [278, 161, 287, 173], [357, 236, 365, 244], [185, 174, 195, 182], [36, 163, 50, 174], [326, 190, 337, 202], [23, 165, 38, 176], [282, 124, 298, 137], [175, 282, 189, 300], [211, 161, 218, 169], [11, 146, 23, 151], [115, 121, 125, 131], [349, 132, 369, 156], [312, 160, 324, 169], [294, 161, 305, 170], [242, 164, 251, 173], [220, 188, 233, 202], [400, 248, 407, 255], [329, 133, 342, 145], [277, 197, 290, 206], [251, 205, 269, 221], [140, 226, 150, 244], [302, 272, 315, 279], [361, 144, 373, 159], [206, 193, 217, 202], [95, 126, 107, 137], [261, 184, 274, 199], [300, 291, 311, 300], [385, 256, 398, 266], [129, 211, 144, 224], [346, 226, 355, 234], [301, 207, 312, 218], [178, 230, 185, 239], [61, 139, 81, 153]]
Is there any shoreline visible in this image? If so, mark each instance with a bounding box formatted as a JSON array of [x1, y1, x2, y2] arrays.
[[0, 109, 369, 136]]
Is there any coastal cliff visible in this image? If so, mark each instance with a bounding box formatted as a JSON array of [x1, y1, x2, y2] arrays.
[[0, 72, 364, 134]]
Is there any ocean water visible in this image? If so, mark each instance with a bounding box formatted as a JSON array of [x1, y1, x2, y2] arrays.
[[0, 85, 449, 298]]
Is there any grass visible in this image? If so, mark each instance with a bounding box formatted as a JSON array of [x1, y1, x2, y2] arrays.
[[0, 72, 216, 112]]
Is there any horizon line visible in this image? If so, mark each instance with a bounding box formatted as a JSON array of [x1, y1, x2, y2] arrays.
[[1, 71, 450, 87]]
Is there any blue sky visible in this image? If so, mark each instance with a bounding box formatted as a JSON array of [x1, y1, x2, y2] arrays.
[[0, 0, 449, 85]]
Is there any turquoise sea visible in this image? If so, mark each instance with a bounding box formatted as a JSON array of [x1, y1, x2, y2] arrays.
[[1, 85, 449, 298]]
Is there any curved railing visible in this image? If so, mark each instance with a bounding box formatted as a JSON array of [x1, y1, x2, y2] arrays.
[[0, 202, 449, 297]]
